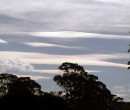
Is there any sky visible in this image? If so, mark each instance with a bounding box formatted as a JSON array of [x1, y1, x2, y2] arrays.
[[0, 0, 130, 101]]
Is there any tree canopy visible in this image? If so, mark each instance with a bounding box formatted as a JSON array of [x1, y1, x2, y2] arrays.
[[0, 73, 69, 110], [54, 62, 123, 110], [0, 73, 17, 96], [0, 73, 43, 96], [8, 77, 43, 96]]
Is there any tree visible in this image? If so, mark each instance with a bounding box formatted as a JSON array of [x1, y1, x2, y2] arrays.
[[54, 62, 122, 110], [0, 73, 17, 96], [0, 73, 43, 96], [8, 77, 43, 96], [0, 73, 69, 110]]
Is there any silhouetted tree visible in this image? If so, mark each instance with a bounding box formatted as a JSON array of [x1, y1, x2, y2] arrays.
[[0, 73, 17, 96], [0, 73, 69, 110], [8, 77, 43, 96], [54, 62, 122, 110], [0, 73, 43, 96], [111, 102, 130, 110]]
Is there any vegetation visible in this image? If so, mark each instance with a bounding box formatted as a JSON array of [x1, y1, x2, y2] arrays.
[[0, 62, 130, 110], [0, 73, 69, 110], [54, 62, 123, 110]]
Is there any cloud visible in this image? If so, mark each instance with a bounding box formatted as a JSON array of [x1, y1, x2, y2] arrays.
[[28, 31, 130, 39], [0, 39, 8, 44], [0, 0, 129, 101], [0, 58, 34, 73], [16, 74, 50, 80], [32, 69, 101, 74], [0, 51, 128, 68], [112, 85, 130, 101], [115, 93, 127, 97], [24, 42, 82, 49], [32, 70, 60, 74], [113, 85, 125, 93], [96, 0, 130, 5], [0, 0, 129, 34], [113, 85, 130, 94]]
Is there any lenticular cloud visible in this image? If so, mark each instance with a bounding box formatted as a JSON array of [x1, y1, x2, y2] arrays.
[[0, 58, 34, 73]]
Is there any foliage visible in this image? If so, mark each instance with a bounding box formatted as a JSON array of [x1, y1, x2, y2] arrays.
[[8, 77, 43, 96], [0, 73, 43, 96], [0, 73, 69, 110], [54, 62, 123, 110], [0, 73, 17, 96]]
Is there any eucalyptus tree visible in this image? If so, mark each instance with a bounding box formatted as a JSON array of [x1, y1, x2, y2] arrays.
[[54, 62, 122, 110]]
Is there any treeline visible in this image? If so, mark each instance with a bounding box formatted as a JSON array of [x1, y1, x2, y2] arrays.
[[0, 62, 130, 110]]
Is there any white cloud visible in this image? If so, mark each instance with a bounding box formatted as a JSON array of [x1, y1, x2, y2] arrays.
[[0, 39, 8, 44], [32, 69, 101, 74], [32, 69, 60, 74], [27, 31, 130, 39], [0, 51, 128, 68], [0, 58, 34, 73], [115, 93, 127, 97], [16, 74, 50, 80], [24, 42, 82, 49]]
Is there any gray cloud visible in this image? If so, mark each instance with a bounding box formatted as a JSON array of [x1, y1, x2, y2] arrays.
[[0, 14, 48, 32], [0, 0, 129, 34], [111, 84, 130, 101]]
